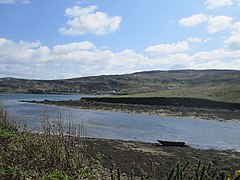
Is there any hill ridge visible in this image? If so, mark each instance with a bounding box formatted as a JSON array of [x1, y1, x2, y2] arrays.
[[0, 69, 240, 103]]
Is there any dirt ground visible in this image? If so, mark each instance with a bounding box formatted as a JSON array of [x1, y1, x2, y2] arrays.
[[81, 138, 240, 179]]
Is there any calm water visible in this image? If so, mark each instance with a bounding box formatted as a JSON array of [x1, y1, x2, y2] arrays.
[[1, 94, 240, 150]]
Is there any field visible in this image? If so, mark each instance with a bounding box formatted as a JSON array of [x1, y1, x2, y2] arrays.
[[128, 85, 240, 103]]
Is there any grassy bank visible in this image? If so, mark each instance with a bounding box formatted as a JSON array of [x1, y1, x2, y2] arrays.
[[128, 85, 240, 104]]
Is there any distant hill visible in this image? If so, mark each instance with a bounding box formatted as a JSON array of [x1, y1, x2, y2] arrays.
[[0, 69, 240, 103]]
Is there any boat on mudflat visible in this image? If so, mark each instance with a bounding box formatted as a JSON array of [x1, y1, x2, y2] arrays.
[[157, 140, 188, 147]]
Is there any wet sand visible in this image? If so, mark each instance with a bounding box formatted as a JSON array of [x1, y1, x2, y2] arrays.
[[25, 99, 240, 121]]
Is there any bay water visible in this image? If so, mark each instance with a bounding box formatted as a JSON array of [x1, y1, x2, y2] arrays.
[[1, 94, 240, 150]]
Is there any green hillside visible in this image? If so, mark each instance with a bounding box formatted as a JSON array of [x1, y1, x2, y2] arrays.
[[129, 85, 240, 103], [0, 69, 239, 103]]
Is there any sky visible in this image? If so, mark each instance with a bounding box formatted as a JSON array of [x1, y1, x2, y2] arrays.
[[0, 0, 240, 79]]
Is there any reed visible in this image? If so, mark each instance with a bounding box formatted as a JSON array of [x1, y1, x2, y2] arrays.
[[0, 105, 108, 179], [167, 161, 240, 180]]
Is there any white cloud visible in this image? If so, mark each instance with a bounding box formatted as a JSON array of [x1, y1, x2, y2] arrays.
[[191, 59, 240, 70], [0, 38, 143, 79], [224, 33, 240, 49], [179, 13, 208, 27], [0, 38, 41, 63], [187, 37, 202, 43], [142, 49, 240, 70], [207, 16, 232, 34], [205, 0, 233, 9], [224, 21, 240, 49], [65, 5, 97, 16], [60, 5, 122, 36], [0, 37, 240, 79], [144, 41, 190, 55], [204, 38, 212, 43], [231, 21, 240, 33], [53, 41, 95, 54], [0, 0, 29, 4], [179, 14, 232, 34], [193, 48, 240, 60]]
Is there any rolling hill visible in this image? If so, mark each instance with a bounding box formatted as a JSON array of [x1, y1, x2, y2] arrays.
[[0, 69, 240, 103]]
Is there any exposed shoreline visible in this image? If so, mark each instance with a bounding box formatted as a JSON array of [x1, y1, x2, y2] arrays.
[[13, 100, 240, 179], [22, 99, 240, 121], [79, 137, 240, 178]]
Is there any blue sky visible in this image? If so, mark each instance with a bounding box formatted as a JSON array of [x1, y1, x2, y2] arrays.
[[0, 0, 240, 79]]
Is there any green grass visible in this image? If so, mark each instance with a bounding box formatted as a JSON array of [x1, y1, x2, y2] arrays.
[[0, 125, 19, 140], [124, 85, 240, 103], [0, 130, 109, 179], [167, 161, 240, 180]]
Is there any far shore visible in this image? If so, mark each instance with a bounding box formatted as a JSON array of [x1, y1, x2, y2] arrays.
[[20, 99, 240, 121]]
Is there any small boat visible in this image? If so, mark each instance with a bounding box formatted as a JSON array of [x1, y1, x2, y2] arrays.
[[157, 140, 187, 147]]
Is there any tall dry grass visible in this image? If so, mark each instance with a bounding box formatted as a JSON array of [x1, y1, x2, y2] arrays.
[[0, 104, 108, 179]]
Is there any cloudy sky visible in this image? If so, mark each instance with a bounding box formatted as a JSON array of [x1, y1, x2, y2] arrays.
[[0, 0, 240, 79]]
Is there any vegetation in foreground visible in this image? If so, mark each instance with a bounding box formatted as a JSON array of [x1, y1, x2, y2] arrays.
[[0, 106, 109, 179], [1, 105, 240, 179]]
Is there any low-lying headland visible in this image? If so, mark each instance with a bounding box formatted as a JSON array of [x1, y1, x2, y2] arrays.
[[22, 96, 240, 121]]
